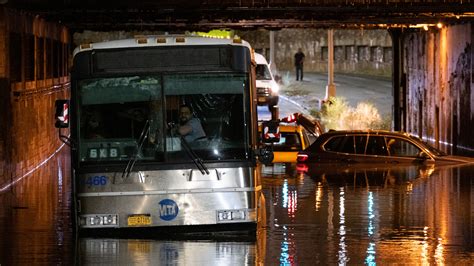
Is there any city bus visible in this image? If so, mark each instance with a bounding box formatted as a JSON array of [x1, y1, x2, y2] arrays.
[[55, 35, 269, 235]]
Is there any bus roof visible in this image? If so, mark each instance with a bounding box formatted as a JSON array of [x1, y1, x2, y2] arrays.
[[73, 35, 252, 57]]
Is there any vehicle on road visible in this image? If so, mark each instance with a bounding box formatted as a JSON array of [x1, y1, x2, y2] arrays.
[[54, 34, 268, 235], [259, 113, 323, 163], [271, 124, 311, 163], [297, 130, 474, 166], [255, 52, 279, 108]]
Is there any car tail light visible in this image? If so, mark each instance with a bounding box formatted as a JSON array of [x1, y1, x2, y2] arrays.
[[297, 153, 308, 162], [281, 113, 297, 123]]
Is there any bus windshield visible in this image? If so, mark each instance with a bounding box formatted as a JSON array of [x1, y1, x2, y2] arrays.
[[78, 73, 250, 164]]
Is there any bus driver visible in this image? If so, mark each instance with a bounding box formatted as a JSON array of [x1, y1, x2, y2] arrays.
[[173, 104, 206, 142]]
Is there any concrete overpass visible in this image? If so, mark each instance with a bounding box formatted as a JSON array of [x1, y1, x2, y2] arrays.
[[6, 1, 474, 30], [0, 1, 473, 187]]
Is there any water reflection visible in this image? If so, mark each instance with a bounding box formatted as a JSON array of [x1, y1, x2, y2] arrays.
[[278, 225, 296, 265], [1, 158, 474, 264], [315, 182, 323, 212], [0, 150, 73, 265], [365, 191, 376, 266], [77, 238, 256, 265], [338, 187, 348, 265], [262, 162, 474, 264]]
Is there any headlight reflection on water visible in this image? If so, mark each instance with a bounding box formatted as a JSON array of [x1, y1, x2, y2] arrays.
[[281, 179, 297, 218], [338, 187, 348, 265], [279, 225, 296, 266], [315, 182, 323, 212], [365, 191, 376, 266]]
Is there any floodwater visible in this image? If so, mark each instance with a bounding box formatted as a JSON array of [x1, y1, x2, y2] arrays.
[[1, 155, 473, 265]]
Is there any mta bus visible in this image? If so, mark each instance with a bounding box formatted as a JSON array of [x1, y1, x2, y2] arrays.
[[55, 35, 269, 235]]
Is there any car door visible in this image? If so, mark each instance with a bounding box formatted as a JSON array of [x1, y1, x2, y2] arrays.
[[352, 134, 390, 164], [384, 136, 424, 164], [320, 135, 356, 164]]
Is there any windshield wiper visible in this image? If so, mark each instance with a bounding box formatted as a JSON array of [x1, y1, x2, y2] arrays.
[[122, 120, 150, 178], [179, 136, 210, 175]]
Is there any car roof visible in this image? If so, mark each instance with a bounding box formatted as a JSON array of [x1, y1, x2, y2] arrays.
[[254, 52, 269, 65], [257, 123, 304, 132], [278, 124, 304, 133], [321, 129, 411, 137]]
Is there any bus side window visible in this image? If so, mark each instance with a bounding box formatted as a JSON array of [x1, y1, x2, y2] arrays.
[[165, 96, 180, 129]]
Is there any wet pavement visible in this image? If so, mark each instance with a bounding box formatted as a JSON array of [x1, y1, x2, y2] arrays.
[[1, 152, 473, 265], [262, 163, 474, 265], [0, 150, 74, 265], [278, 72, 393, 117]]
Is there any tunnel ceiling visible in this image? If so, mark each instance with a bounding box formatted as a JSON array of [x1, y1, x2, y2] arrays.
[[5, 1, 474, 31]]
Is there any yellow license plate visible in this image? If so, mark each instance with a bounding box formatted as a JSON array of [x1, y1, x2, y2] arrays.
[[258, 97, 266, 102], [128, 214, 152, 226]]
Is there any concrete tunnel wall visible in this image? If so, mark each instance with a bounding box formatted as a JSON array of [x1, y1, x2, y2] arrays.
[[239, 28, 393, 77], [404, 23, 473, 155], [0, 8, 71, 190]]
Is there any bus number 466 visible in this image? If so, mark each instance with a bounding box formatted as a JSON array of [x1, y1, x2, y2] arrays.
[[85, 175, 107, 186]]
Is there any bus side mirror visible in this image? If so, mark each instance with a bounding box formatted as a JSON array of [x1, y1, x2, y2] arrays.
[[261, 120, 280, 143], [55, 100, 70, 128]]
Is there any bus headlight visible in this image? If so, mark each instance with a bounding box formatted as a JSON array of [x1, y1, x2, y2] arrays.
[[217, 209, 247, 222]]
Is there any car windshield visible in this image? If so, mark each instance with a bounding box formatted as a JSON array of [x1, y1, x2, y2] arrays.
[[409, 135, 447, 156], [77, 74, 250, 164], [256, 64, 272, 80], [272, 132, 302, 151]]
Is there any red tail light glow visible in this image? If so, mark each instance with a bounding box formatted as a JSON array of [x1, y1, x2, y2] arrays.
[[296, 163, 308, 173], [281, 113, 297, 123], [297, 153, 308, 162]]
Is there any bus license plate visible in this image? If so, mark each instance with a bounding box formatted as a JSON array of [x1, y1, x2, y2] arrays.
[[128, 214, 152, 226], [258, 97, 266, 102]]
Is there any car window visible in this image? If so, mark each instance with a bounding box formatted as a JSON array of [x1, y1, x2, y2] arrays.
[[339, 136, 355, 153], [301, 128, 313, 146], [324, 136, 343, 152], [256, 64, 272, 80], [409, 135, 447, 156], [273, 132, 302, 151], [354, 135, 367, 154], [323, 135, 355, 154], [366, 136, 388, 156], [386, 137, 421, 157]]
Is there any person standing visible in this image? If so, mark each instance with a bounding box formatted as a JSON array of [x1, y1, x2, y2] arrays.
[[294, 48, 305, 81]]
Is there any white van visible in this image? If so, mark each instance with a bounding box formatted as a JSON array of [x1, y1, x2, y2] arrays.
[[255, 52, 279, 108]]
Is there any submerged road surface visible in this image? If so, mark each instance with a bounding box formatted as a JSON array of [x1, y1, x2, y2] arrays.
[[1, 75, 474, 265], [1, 157, 473, 264]]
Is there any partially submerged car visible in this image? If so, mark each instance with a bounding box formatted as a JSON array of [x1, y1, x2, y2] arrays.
[[297, 130, 474, 166], [271, 124, 311, 163], [259, 113, 323, 163]]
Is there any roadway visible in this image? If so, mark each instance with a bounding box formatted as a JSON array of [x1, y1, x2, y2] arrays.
[[258, 72, 393, 121], [257, 95, 307, 121]]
